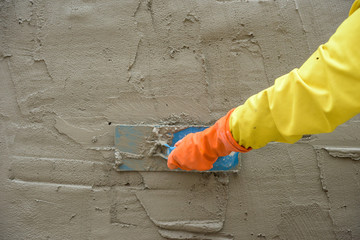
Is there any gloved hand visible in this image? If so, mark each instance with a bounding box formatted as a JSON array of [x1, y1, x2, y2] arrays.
[[167, 109, 252, 171]]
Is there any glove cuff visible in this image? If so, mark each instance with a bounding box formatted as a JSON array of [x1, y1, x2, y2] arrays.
[[222, 108, 252, 153]]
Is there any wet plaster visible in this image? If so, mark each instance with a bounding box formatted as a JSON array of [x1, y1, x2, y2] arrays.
[[1, 0, 359, 239]]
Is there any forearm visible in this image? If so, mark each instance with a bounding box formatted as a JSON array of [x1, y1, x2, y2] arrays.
[[230, 8, 360, 149]]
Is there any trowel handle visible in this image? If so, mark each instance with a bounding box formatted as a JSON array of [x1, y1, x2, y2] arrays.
[[163, 143, 176, 156]]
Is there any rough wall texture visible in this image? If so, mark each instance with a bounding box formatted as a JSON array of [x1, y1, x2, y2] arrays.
[[1, 0, 359, 239]]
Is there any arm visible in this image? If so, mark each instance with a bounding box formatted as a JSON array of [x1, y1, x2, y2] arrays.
[[230, 6, 360, 149], [168, 4, 360, 171]]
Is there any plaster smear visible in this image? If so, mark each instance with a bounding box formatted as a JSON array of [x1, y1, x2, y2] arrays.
[[1, 0, 359, 240]]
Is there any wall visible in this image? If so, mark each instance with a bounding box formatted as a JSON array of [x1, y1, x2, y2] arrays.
[[1, 0, 359, 239]]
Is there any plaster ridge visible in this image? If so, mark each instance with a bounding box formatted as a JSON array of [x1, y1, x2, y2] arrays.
[[127, 37, 142, 83], [133, 192, 165, 234], [9, 179, 93, 189], [158, 229, 234, 240], [314, 149, 330, 195], [11, 155, 101, 164], [146, 0, 156, 30], [313, 148, 344, 239], [135, 192, 225, 234], [254, 39, 271, 87], [151, 219, 224, 233], [292, 0, 311, 55], [33, 59, 54, 81], [196, 52, 210, 87], [0, 58, 24, 120], [133, 0, 141, 17], [321, 146, 360, 161]]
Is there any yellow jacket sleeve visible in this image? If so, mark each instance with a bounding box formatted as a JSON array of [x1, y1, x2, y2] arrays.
[[229, 2, 360, 149]]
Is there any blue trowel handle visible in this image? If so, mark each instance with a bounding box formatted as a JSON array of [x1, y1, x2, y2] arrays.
[[164, 143, 176, 156]]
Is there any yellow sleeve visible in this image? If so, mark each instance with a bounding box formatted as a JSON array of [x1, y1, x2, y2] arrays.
[[230, 6, 360, 149], [350, 0, 360, 16]]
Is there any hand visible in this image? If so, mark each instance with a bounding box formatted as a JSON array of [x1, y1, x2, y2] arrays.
[[167, 109, 251, 171]]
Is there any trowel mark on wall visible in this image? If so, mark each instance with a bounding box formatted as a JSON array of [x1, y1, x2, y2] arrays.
[[322, 146, 360, 161], [54, 116, 113, 149], [132, 173, 235, 238], [109, 193, 145, 227], [8, 155, 144, 187], [127, 0, 209, 99], [126, 44, 209, 98], [277, 203, 337, 240], [7, 58, 56, 116], [313, 146, 360, 239], [8, 58, 53, 87], [230, 32, 271, 87], [104, 94, 210, 124], [158, 229, 234, 240]]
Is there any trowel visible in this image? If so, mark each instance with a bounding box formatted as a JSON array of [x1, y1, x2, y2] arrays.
[[114, 125, 240, 172]]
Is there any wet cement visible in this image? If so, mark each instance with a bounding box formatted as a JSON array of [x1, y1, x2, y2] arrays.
[[1, 0, 359, 239]]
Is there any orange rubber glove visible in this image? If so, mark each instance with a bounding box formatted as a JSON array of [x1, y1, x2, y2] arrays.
[[167, 109, 252, 171]]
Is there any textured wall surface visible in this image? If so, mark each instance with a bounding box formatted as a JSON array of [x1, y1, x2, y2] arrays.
[[1, 0, 359, 239]]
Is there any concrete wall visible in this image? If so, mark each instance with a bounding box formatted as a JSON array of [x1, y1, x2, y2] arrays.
[[1, 0, 359, 239]]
